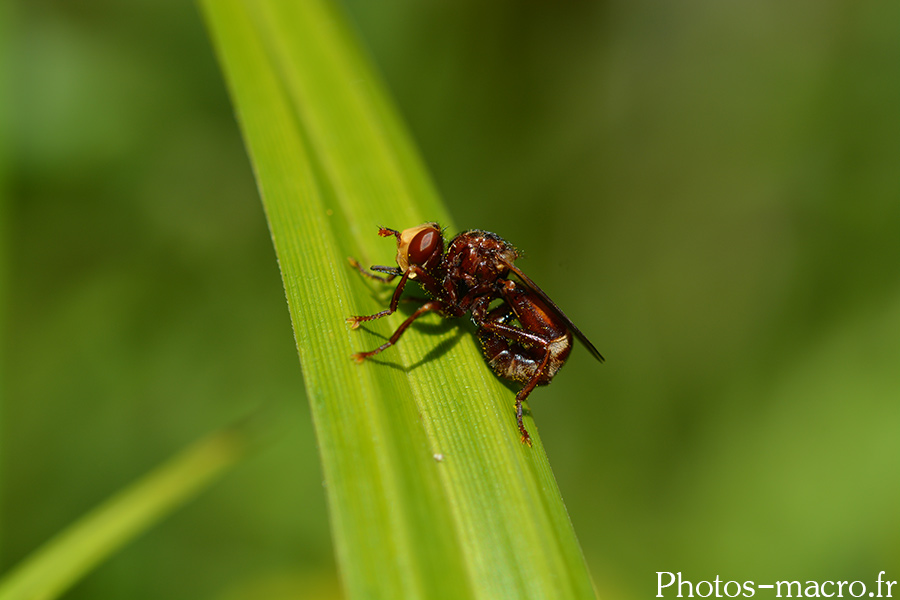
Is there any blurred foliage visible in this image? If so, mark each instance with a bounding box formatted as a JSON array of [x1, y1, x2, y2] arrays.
[[2, 0, 898, 599]]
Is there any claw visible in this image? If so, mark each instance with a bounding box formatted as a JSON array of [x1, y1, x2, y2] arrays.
[[346, 317, 361, 330]]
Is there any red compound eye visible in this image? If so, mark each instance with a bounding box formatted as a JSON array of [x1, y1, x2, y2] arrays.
[[408, 228, 440, 266]]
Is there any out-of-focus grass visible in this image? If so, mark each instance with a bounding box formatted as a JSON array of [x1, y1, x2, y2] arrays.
[[2, 3, 329, 598], [0, 426, 250, 600]]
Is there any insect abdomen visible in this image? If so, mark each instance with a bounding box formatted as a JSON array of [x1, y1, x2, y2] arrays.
[[479, 331, 572, 385]]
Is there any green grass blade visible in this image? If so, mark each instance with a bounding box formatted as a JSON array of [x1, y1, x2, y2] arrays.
[[0, 426, 248, 600], [199, 1, 597, 598]]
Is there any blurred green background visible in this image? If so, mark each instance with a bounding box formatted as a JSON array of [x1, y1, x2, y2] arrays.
[[2, 1, 898, 599]]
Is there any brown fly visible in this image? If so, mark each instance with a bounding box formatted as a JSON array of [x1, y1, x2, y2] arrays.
[[347, 223, 604, 446]]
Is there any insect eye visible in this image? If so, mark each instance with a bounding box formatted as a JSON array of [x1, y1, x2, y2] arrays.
[[408, 228, 440, 266]]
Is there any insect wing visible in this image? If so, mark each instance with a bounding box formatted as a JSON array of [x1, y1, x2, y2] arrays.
[[505, 263, 605, 363]]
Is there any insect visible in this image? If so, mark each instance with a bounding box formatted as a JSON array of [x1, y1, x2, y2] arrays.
[[347, 223, 604, 446]]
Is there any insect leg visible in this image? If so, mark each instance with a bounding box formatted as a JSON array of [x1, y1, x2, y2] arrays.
[[348, 264, 444, 328], [478, 319, 550, 349], [476, 318, 554, 446], [347, 270, 413, 328], [347, 257, 401, 282], [512, 348, 552, 446], [352, 301, 443, 363]]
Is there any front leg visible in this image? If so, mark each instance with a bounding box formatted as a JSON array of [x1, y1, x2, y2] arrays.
[[347, 257, 401, 283], [347, 265, 443, 328], [347, 269, 413, 328], [352, 301, 445, 363]]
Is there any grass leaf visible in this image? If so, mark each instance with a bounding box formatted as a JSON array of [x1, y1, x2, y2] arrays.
[[0, 426, 249, 600], [199, 1, 598, 598]]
